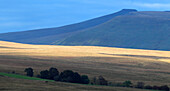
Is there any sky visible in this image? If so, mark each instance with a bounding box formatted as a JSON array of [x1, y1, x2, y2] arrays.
[[0, 0, 170, 33]]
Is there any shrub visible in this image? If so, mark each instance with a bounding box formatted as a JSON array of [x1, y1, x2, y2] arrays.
[[49, 67, 59, 80], [40, 70, 50, 79], [54, 75, 60, 81], [24, 68, 34, 77], [72, 72, 81, 83], [91, 76, 108, 85], [123, 81, 132, 87], [81, 75, 90, 84], [59, 70, 82, 83], [59, 70, 74, 82], [96, 76, 108, 85]]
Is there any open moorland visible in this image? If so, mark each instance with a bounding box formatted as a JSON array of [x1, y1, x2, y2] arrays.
[[0, 76, 152, 91], [0, 41, 170, 90]]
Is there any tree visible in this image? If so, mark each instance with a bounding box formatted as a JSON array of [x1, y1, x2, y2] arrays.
[[123, 81, 132, 87], [81, 75, 90, 84], [59, 70, 86, 84], [59, 70, 74, 82], [72, 72, 81, 83], [97, 76, 108, 85], [91, 76, 108, 85], [49, 67, 59, 80], [54, 75, 60, 81], [40, 70, 50, 79], [24, 68, 34, 77]]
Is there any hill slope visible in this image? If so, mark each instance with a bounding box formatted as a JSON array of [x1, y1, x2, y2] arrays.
[[59, 11, 170, 50], [0, 76, 148, 91], [0, 41, 170, 86], [0, 9, 136, 44], [0, 41, 170, 63], [0, 9, 170, 50]]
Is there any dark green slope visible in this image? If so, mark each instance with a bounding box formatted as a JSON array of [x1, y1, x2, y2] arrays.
[[57, 11, 170, 51], [0, 9, 170, 51], [0, 9, 136, 44]]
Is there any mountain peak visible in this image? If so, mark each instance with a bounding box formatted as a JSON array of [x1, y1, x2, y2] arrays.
[[112, 9, 138, 16], [120, 9, 138, 12]]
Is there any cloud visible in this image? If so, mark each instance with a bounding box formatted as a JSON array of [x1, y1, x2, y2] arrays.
[[134, 3, 170, 8]]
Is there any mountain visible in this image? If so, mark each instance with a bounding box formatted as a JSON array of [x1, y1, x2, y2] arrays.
[[0, 9, 170, 51]]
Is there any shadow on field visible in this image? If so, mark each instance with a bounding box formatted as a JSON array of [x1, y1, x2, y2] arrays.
[[0, 46, 35, 49], [100, 53, 170, 59]]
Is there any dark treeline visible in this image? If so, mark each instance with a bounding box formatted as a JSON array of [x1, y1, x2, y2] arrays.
[[24, 67, 169, 91], [25, 67, 89, 84], [108, 81, 169, 91]]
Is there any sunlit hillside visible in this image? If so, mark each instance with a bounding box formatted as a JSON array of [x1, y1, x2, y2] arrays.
[[0, 41, 170, 63]]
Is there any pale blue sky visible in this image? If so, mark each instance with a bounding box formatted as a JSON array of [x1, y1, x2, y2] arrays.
[[0, 0, 170, 33]]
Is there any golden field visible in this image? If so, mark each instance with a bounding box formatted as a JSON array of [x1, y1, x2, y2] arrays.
[[0, 41, 170, 90], [0, 41, 170, 63]]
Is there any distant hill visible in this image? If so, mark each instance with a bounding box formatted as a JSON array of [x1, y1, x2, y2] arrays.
[[0, 9, 170, 51]]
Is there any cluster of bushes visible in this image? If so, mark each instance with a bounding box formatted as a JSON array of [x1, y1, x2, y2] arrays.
[[25, 67, 89, 84], [108, 81, 169, 91], [24, 67, 169, 91]]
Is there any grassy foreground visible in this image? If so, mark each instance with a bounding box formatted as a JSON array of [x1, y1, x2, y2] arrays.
[[0, 72, 53, 81], [0, 73, 152, 91]]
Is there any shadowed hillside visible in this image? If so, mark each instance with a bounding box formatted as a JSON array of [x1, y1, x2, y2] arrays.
[[59, 11, 170, 51], [0, 9, 170, 51], [0, 9, 136, 44]]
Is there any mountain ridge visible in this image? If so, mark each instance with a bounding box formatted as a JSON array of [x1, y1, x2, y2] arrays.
[[0, 9, 170, 51]]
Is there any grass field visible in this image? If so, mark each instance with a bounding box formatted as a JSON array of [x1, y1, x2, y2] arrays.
[[0, 72, 155, 91], [0, 72, 53, 81], [0, 41, 170, 90], [0, 72, 157, 91], [0, 76, 153, 91], [0, 41, 170, 62]]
